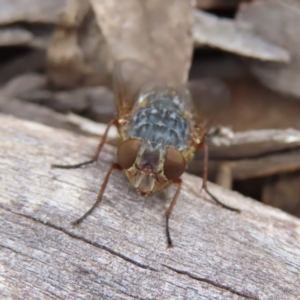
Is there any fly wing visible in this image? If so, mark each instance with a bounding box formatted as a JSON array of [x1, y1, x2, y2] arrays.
[[113, 59, 166, 117], [186, 78, 231, 127]]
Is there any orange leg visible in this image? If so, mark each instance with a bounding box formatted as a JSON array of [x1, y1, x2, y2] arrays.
[[72, 163, 122, 225], [165, 178, 182, 248], [52, 119, 119, 169], [200, 137, 240, 213]]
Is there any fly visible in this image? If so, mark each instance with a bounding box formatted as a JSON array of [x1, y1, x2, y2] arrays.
[[52, 59, 240, 247]]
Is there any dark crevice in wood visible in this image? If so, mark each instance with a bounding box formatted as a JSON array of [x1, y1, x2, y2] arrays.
[[73, 267, 145, 300], [0, 244, 32, 259], [0, 205, 159, 273], [52, 176, 99, 193], [163, 265, 258, 300]]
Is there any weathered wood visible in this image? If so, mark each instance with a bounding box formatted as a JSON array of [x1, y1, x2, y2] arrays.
[[193, 9, 290, 63], [0, 0, 65, 24], [0, 114, 300, 299]]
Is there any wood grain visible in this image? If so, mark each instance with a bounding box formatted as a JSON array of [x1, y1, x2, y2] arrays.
[[0, 114, 300, 299]]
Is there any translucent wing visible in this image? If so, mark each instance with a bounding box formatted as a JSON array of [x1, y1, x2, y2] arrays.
[[113, 59, 166, 117], [186, 78, 231, 127]]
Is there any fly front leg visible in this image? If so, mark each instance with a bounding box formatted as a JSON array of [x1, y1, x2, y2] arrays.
[[72, 163, 122, 225], [165, 178, 182, 248], [52, 119, 119, 169], [199, 137, 240, 213]]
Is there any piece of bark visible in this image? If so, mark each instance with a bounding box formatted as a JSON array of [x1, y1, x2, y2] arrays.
[[90, 0, 194, 87], [46, 0, 105, 88], [237, 0, 300, 99], [225, 149, 300, 181], [47, 0, 194, 88], [0, 93, 116, 140], [189, 128, 300, 187], [228, 149, 300, 180], [0, 73, 47, 96], [0, 95, 85, 135], [0, 73, 115, 124], [206, 128, 300, 159], [191, 149, 300, 185], [21, 86, 115, 119], [0, 27, 32, 46], [193, 10, 290, 63], [62, 113, 118, 138], [0, 0, 65, 24], [0, 114, 300, 299], [0, 25, 53, 48], [0, 74, 114, 122]]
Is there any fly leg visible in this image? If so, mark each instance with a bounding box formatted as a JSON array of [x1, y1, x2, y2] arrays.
[[51, 119, 119, 169], [165, 178, 182, 248], [72, 164, 122, 225], [72, 163, 122, 225], [200, 138, 240, 213]]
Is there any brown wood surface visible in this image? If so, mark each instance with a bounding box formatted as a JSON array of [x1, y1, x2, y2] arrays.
[[1, 114, 300, 299]]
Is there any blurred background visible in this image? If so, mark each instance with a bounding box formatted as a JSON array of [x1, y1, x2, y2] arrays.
[[1, 0, 300, 217]]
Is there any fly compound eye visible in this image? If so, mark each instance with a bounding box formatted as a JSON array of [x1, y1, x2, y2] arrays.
[[163, 147, 186, 180], [117, 139, 142, 170]]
